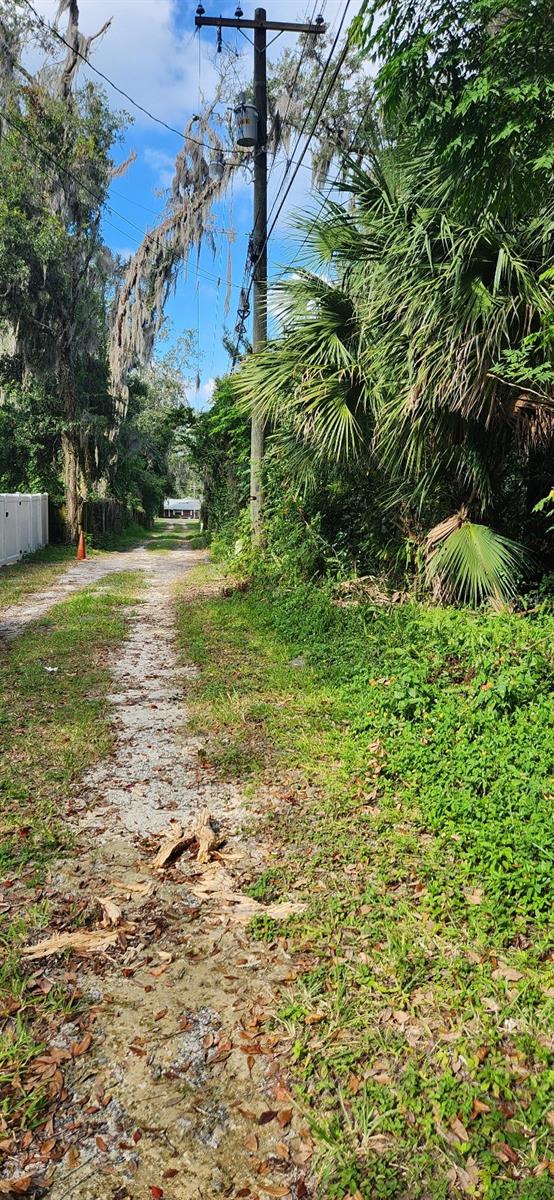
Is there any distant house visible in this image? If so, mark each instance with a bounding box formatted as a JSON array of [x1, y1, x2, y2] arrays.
[[163, 497, 201, 519]]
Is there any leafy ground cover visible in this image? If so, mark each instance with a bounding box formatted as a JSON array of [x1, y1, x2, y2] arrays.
[[176, 566, 554, 1199], [0, 571, 144, 1144]]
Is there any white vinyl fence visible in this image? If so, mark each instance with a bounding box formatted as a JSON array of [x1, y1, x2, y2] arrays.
[[0, 493, 49, 568]]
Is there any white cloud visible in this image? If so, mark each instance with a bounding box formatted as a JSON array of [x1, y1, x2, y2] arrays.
[[111, 246, 135, 262], [201, 377, 216, 405], [143, 147, 175, 190], [32, 0, 219, 129]]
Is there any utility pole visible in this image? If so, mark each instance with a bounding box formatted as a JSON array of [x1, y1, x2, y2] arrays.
[[195, 5, 326, 541], [251, 8, 267, 541]]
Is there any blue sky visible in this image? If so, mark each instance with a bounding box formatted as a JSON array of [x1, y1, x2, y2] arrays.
[[33, 0, 359, 408]]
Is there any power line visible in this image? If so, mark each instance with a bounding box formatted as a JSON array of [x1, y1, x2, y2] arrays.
[[0, 102, 148, 238], [234, 0, 351, 343], [265, 1, 351, 240], [22, 0, 201, 147], [266, 0, 318, 195], [227, 0, 350, 367], [265, 0, 350, 232], [275, 96, 374, 278], [18, 0, 342, 181]]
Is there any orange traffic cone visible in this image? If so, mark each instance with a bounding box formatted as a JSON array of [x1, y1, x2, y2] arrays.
[[77, 531, 86, 561]]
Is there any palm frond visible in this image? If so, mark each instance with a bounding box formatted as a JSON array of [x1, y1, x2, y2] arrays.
[[426, 520, 529, 606]]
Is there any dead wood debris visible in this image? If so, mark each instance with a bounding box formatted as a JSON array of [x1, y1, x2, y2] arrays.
[[22, 929, 121, 961], [95, 896, 123, 927], [332, 576, 409, 607], [188, 864, 306, 921], [152, 810, 222, 870]]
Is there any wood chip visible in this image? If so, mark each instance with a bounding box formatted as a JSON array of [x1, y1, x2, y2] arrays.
[[22, 929, 119, 960], [112, 879, 155, 897], [152, 825, 193, 870], [96, 896, 123, 927], [194, 809, 221, 863]]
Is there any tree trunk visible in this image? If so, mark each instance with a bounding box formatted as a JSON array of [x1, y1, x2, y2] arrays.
[[57, 340, 80, 543], [61, 430, 80, 543]]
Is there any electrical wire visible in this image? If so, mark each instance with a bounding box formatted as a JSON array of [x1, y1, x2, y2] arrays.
[[264, 0, 351, 238], [274, 95, 374, 278], [22, 0, 201, 147], [19, 0, 333, 178], [229, 1, 350, 367], [16, 0, 356, 369], [234, 0, 351, 339], [266, 0, 318, 195]]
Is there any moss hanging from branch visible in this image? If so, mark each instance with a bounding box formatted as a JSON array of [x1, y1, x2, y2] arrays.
[[109, 101, 247, 415]]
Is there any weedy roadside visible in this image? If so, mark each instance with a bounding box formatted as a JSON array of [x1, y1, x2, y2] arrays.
[[175, 564, 554, 1200]]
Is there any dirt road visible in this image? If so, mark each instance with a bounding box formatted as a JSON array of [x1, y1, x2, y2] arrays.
[[3, 540, 309, 1200]]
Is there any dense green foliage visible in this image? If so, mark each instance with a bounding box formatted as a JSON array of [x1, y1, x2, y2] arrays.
[[182, 376, 250, 533], [225, 0, 554, 603], [0, 8, 195, 536], [178, 569, 554, 1197]]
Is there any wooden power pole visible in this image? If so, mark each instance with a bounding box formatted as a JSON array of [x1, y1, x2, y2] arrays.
[[195, 5, 326, 541]]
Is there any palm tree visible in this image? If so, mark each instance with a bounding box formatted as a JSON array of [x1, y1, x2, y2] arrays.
[[234, 139, 554, 603]]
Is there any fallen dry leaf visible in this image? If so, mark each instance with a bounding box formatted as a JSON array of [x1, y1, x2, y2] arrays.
[[472, 1098, 491, 1117], [450, 1116, 470, 1144], [22, 929, 119, 960], [492, 964, 524, 983], [0, 1178, 33, 1195], [150, 963, 169, 978], [71, 1032, 92, 1058], [258, 1187, 290, 1198], [244, 1133, 258, 1153], [495, 1141, 519, 1165]]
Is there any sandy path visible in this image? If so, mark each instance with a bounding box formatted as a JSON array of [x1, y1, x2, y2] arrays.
[[0, 546, 157, 640], [6, 543, 310, 1199]]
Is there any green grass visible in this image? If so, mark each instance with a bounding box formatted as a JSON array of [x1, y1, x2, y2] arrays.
[[92, 518, 151, 551], [0, 570, 144, 1141], [0, 543, 75, 611], [176, 566, 554, 1200], [143, 518, 202, 553], [0, 518, 202, 612]]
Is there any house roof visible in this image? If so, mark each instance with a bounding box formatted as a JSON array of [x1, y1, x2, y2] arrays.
[[163, 497, 201, 509]]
